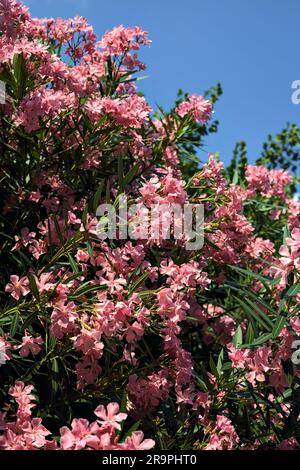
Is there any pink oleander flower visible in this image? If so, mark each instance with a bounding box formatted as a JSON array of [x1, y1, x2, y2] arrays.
[[206, 415, 239, 450], [245, 165, 292, 200], [8, 380, 36, 420], [286, 227, 300, 251], [245, 346, 272, 384], [0, 429, 26, 450], [50, 300, 78, 339], [28, 190, 41, 203], [121, 431, 155, 450], [73, 329, 104, 358], [14, 89, 78, 133], [60, 418, 100, 450], [5, 275, 30, 300], [9, 381, 35, 402], [99, 25, 150, 63], [175, 95, 213, 123], [127, 373, 169, 409], [227, 343, 250, 368], [0, 336, 13, 364], [1, 381, 156, 451], [0, 0, 30, 40], [34, 272, 54, 293], [20, 418, 51, 449], [94, 403, 127, 431], [18, 334, 43, 357], [75, 355, 102, 389], [86, 95, 152, 129], [277, 438, 300, 450]]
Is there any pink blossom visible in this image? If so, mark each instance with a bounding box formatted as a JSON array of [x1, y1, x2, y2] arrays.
[[176, 95, 212, 123], [94, 403, 127, 431], [245, 165, 292, 200], [5, 275, 30, 300], [87, 95, 151, 129], [206, 415, 239, 450], [50, 300, 78, 339], [9, 381, 35, 402], [99, 25, 150, 67], [60, 419, 99, 450], [21, 418, 51, 448], [73, 329, 104, 358], [0, 336, 13, 363], [286, 227, 300, 251], [19, 334, 43, 357], [14, 89, 78, 133], [75, 356, 102, 389], [121, 431, 155, 450]]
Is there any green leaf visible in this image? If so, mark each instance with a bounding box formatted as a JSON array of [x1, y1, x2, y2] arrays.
[[12, 53, 26, 100], [62, 271, 86, 285], [70, 283, 107, 299], [217, 348, 224, 374], [9, 310, 20, 338], [123, 161, 140, 187], [128, 272, 150, 297], [41, 232, 84, 273], [87, 240, 93, 257], [245, 289, 277, 316], [118, 155, 124, 193], [120, 389, 127, 413], [53, 214, 64, 245], [233, 325, 243, 347], [122, 421, 141, 441], [242, 332, 273, 348], [13, 54, 24, 82], [285, 282, 300, 298], [272, 314, 287, 339], [92, 180, 105, 213], [51, 358, 59, 395], [116, 390, 128, 438], [232, 169, 239, 185], [27, 273, 40, 303], [244, 297, 274, 328], [0, 305, 19, 320], [82, 203, 89, 226], [233, 295, 272, 332], [22, 310, 39, 331], [229, 265, 280, 286], [245, 322, 255, 344], [67, 253, 79, 273], [209, 355, 219, 379], [105, 179, 110, 202]]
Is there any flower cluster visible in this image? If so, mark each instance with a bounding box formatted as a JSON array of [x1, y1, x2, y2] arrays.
[[175, 94, 213, 123], [0, 382, 154, 450]]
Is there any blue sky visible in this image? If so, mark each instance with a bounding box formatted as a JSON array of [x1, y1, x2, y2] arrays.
[[25, 0, 300, 166]]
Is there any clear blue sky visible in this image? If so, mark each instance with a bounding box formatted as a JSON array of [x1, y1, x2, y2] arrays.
[[25, 0, 300, 166]]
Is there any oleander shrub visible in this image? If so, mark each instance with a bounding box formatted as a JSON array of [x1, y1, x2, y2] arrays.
[[0, 0, 300, 450]]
